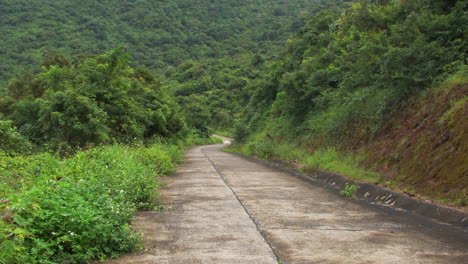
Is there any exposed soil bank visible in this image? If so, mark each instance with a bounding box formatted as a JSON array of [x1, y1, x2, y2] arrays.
[[359, 82, 468, 205]]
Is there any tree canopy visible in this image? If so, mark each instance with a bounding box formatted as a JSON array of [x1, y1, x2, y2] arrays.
[[1, 48, 185, 151], [0, 0, 346, 89]]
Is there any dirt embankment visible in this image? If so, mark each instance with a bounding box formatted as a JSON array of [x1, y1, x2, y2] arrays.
[[361, 82, 467, 206]]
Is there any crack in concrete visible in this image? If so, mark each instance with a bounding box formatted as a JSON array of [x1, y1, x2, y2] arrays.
[[259, 227, 404, 232], [201, 147, 281, 263]]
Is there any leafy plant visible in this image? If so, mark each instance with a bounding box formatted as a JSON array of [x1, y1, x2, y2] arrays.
[[234, 122, 249, 143], [340, 183, 359, 198], [247, 141, 275, 160], [0, 135, 218, 263], [0, 116, 32, 156], [3, 49, 185, 151]]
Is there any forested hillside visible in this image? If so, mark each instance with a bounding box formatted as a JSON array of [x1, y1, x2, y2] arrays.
[[0, 0, 352, 262], [0, 0, 346, 88], [1, 0, 466, 262], [233, 0, 467, 206]]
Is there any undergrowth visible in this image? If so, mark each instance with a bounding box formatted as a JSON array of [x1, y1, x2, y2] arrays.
[[228, 70, 467, 206], [301, 148, 381, 183], [0, 134, 219, 264], [227, 140, 381, 183]]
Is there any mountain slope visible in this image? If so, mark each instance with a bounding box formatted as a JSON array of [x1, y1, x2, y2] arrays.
[[362, 75, 467, 204], [232, 0, 467, 206], [0, 0, 347, 88]]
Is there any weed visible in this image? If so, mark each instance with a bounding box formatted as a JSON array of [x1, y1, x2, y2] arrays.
[[340, 183, 359, 198]]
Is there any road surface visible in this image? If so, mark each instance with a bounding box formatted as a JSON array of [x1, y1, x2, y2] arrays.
[[108, 143, 468, 264]]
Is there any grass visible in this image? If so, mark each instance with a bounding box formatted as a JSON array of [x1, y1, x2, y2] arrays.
[[227, 139, 382, 184], [301, 148, 381, 183], [437, 97, 467, 126]]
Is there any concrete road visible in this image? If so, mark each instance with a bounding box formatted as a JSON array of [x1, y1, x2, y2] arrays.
[[108, 144, 468, 264]]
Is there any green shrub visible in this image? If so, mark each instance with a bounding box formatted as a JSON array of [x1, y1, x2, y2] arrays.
[[0, 143, 184, 263], [4, 49, 185, 151], [247, 141, 275, 159], [0, 117, 32, 156], [0, 130, 220, 263], [234, 122, 249, 143], [183, 130, 222, 146]]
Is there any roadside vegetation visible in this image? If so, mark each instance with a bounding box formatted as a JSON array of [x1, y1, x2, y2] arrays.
[[230, 0, 467, 206], [0, 48, 220, 263], [0, 0, 349, 136], [0, 0, 466, 262], [227, 141, 381, 184], [0, 135, 219, 263]]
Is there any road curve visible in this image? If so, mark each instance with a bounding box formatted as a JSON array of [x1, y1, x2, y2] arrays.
[[108, 144, 468, 264]]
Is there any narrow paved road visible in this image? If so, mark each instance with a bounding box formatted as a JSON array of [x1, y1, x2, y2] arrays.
[[108, 144, 468, 264]]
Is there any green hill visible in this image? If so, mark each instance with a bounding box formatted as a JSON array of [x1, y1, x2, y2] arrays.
[[0, 0, 346, 89], [0, 1, 467, 262]]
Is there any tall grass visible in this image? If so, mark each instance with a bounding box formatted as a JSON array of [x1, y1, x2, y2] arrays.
[[301, 148, 381, 183], [228, 139, 381, 183]]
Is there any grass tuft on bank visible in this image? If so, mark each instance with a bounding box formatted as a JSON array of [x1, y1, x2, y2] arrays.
[[227, 141, 381, 184]]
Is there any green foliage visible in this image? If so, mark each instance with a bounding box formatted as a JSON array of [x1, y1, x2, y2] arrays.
[[244, 0, 467, 145], [0, 116, 32, 156], [303, 148, 381, 183], [246, 141, 276, 160], [0, 0, 347, 88], [0, 0, 350, 134], [340, 183, 359, 198], [234, 122, 249, 143], [182, 131, 223, 146], [0, 138, 206, 263], [2, 49, 185, 151]]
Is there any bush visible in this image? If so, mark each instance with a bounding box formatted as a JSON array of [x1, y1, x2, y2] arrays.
[[247, 141, 275, 159], [234, 122, 249, 142], [0, 117, 32, 156], [0, 144, 183, 263], [4, 49, 185, 151], [183, 130, 222, 146]]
